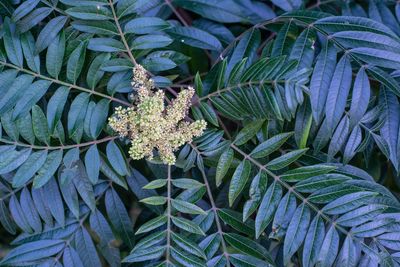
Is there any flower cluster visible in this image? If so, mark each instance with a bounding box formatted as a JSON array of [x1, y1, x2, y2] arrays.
[[108, 65, 207, 165]]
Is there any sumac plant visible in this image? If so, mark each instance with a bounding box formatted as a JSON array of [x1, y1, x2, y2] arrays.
[[1, 0, 400, 266]]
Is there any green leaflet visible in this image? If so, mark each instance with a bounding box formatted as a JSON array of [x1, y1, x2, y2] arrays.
[[66, 6, 112, 20], [84, 145, 100, 184], [0, 240, 65, 265], [171, 217, 205, 236], [266, 148, 308, 170], [199, 102, 219, 127], [31, 105, 50, 144], [243, 171, 268, 221], [140, 196, 167, 205], [12, 150, 48, 188], [224, 233, 274, 263], [46, 31, 65, 79], [67, 41, 87, 83], [255, 182, 282, 238], [124, 17, 171, 34], [106, 141, 129, 176], [234, 120, 264, 146], [281, 164, 337, 182], [171, 232, 207, 259], [135, 215, 168, 235], [123, 246, 166, 263], [35, 16, 67, 54], [46, 86, 69, 133], [228, 160, 251, 206], [283, 204, 310, 265], [218, 209, 255, 236], [33, 150, 63, 188], [143, 179, 167, 189], [215, 148, 234, 187], [250, 132, 294, 159]]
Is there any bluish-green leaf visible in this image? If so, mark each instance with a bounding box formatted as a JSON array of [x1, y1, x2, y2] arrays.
[[66, 6, 112, 20], [106, 141, 128, 176], [71, 20, 118, 35], [131, 34, 173, 50], [234, 120, 264, 146], [215, 148, 234, 187], [255, 182, 282, 238], [46, 31, 65, 79], [168, 26, 222, 51], [284, 204, 311, 265], [228, 160, 251, 206], [47, 86, 69, 133], [90, 99, 109, 138], [3, 18, 23, 67], [302, 215, 325, 267], [125, 17, 171, 34], [33, 149, 63, 188], [0, 74, 34, 115], [123, 246, 165, 263], [35, 16, 67, 54], [266, 148, 308, 170], [13, 80, 52, 120], [85, 145, 100, 184], [0, 240, 64, 265], [325, 55, 352, 133], [86, 53, 111, 89], [67, 41, 87, 83], [12, 150, 47, 188], [250, 132, 293, 159], [32, 105, 50, 144], [21, 32, 40, 72], [317, 225, 339, 267], [105, 188, 135, 247]]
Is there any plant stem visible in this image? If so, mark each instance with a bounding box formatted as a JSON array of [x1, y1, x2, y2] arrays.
[[0, 60, 132, 107], [0, 136, 118, 150], [191, 144, 231, 266], [108, 0, 138, 66], [166, 165, 172, 263]]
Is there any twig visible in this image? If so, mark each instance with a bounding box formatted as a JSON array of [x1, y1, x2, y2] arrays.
[[108, 0, 137, 66], [0, 60, 132, 107], [0, 136, 118, 150]]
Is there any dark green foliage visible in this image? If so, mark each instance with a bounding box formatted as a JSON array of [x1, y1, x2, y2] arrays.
[[0, 0, 400, 266]]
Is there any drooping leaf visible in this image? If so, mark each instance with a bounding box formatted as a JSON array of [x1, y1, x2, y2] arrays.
[[125, 17, 171, 34], [0, 240, 64, 265], [266, 148, 308, 170], [325, 55, 352, 133], [284, 204, 311, 265], [168, 26, 222, 51], [12, 150, 47, 188], [228, 160, 251, 206], [255, 182, 282, 238], [349, 68, 370, 128], [35, 16, 67, 54]]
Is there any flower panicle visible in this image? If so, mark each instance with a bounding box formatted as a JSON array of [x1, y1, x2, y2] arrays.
[[108, 65, 206, 165]]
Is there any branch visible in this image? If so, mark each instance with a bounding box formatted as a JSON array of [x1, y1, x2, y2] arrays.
[[40, 0, 68, 16], [108, 0, 138, 66], [165, 165, 172, 263], [307, 0, 338, 9], [0, 60, 132, 107], [0, 136, 118, 150], [164, 0, 190, 27], [190, 144, 231, 266]]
